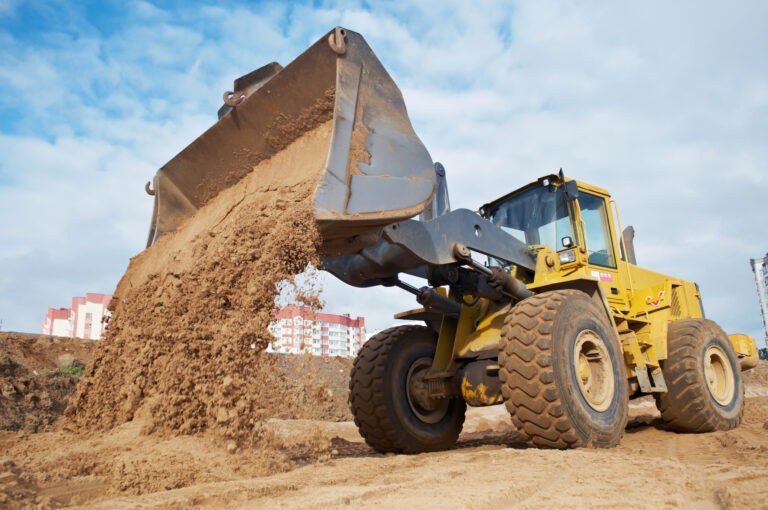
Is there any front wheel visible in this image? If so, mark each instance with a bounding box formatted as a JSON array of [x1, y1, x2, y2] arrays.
[[348, 325, 466, 453], [499, 289, 629, 448]]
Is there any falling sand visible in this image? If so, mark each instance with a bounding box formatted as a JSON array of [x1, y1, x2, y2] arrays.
[[67, 120, 334, 446]]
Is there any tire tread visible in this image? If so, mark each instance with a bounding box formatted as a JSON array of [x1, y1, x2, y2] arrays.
[[499, 289, 622, 448], [348, 325, 466, 453], [654, 319, 744, 432]]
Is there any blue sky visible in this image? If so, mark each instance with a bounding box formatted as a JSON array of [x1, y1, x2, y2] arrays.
[[1, 0, 767, 346]]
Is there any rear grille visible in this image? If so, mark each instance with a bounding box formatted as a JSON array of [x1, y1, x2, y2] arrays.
[[671, 287, 682, 317]]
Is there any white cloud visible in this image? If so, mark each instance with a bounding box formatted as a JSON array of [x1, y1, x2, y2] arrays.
[[360, 0, 768, 342]]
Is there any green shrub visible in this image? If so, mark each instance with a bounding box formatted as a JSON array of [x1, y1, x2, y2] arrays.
[[41, 365, 85, 377]]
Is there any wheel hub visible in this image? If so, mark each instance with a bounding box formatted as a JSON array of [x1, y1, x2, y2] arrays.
[[406, 357, 449, 424], [573, 329, 615, 412], [704, 345, 735, 406]]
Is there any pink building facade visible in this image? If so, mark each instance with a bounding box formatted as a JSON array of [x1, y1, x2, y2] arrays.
[[40, 293, 112, 340], [267, 305, 365, 357]]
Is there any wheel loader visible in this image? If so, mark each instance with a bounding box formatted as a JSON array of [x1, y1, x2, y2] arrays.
[[143, 27, 759, 452]]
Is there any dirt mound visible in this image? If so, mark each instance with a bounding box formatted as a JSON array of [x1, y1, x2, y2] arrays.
[[67, 121, 333, 445], [743, 359, 768, 385], [0, 332, 96, 372], [0, 328, 354, 435], [0, 345, 357, 506], [0, 333, 92, 433], [743, 359, 768, 397], [268, 354, 354, 422], [0, 352, 81, 433]]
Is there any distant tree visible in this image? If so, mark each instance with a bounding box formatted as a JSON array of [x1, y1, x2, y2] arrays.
[[759, 347, 768, 361]]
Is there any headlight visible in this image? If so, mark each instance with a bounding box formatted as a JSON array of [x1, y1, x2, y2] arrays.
[[558, 249, 577, 264]]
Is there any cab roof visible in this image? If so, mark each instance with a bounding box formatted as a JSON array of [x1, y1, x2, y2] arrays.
[[479, 173, 611, 217]]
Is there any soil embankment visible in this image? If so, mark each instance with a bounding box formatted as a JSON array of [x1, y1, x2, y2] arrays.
[[0, 332, 354, 508], [0, 333, 96, 433]]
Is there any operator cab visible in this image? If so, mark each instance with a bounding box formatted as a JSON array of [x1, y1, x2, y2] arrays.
[[481, 173, 625, 287]]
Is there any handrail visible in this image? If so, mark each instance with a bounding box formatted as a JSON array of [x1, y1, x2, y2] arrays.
[[610, 199, 634, 300]]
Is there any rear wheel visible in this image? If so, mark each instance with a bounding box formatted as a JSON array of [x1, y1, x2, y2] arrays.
[[349, 325, 466, 453], [654, 319, 743, 432], [499, 289, 628, 448]]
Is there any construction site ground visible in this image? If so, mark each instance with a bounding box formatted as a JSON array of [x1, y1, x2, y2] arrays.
[[1, 332, 767, 509]]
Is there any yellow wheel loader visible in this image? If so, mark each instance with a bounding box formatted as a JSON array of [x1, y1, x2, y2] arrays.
[[144, 27, 759, 453]]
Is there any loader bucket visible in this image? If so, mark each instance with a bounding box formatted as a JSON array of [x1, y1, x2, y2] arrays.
[[145, 27, 436, 250]]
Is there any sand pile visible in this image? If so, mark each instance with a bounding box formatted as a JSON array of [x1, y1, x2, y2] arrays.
[[67, 120, 336, 445]]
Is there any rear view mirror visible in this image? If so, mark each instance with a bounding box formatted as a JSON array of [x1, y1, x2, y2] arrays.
[[564, 180, 579, 201]]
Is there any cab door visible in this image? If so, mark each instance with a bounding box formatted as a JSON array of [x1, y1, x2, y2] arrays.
[[575, 191, 627, 310]]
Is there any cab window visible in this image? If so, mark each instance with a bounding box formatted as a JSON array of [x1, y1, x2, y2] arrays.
[[578, 192, 616, 268], [488, 183, 575, 251]]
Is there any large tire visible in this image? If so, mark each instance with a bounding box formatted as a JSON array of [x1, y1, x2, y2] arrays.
[[349, 325, 466, 453], [499, 289, 628, 448], [654, 319, 744, 432]]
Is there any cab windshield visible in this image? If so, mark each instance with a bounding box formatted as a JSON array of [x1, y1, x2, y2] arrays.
[[488, 183, 575, 252]]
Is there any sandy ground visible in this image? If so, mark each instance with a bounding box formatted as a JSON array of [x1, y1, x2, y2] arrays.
[[77, 399, 768, 510], [2, 337, 767, 509], [3, 398, 767, 509], [108, 401, 768, 510]]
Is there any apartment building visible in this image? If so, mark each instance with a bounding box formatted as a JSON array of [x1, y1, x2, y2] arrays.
[[40, 293, 112, 339], [751, 253, 768, 346], [267, 305, 365, 357]]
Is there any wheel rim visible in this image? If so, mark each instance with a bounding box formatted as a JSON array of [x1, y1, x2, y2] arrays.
[[406, 357, 449, 424], [704, 345, 735, 406], [573, 329, 615, 412]]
